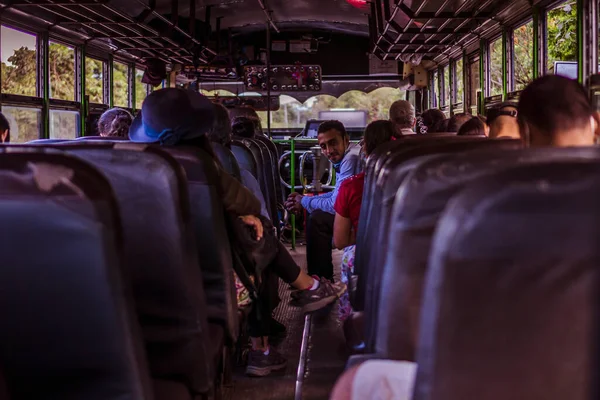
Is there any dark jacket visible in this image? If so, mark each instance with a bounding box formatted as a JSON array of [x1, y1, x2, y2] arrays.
[[217, 164, 262, 216]]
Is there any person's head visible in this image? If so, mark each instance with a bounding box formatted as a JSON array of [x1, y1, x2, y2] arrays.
[[418, 108, 446, 134], [208, 102, 233, 147], [362, 120, 395, 156], [229, 106, 263, 135], [317, 120, 350, 164], [487, 102, 520, 139], [0, 112, 10, 143], [389, 100, 416, 134], [447, 112, 472, 133], [518, 75, 599, 147], [231, 116, 257, 139], [457, 117, 487, 136], [129, 88, 214, 149], [97, 108, 133, 138]]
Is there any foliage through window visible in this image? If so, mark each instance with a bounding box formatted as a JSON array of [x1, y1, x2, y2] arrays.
[[113, 61, 129, 107], [1, 26, 37, 97], [546, 1, 577, 74], [443, 65, 450, 105], [2, 106, 40, 143], [202, 88, 405, 129], [49, 42, 75, 101], [432, 70, 439, 108], [455, 59, 464, 104], [513, 21, 534, 91], [86, 57, 104, 104], [489, 37, 503, 96], [50, 110, 79, 139], [469, 60, 480, 114], [135, 68, 147, 110]]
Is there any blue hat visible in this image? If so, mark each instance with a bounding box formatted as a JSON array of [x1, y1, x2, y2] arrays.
[[129, 88, 215, 145]]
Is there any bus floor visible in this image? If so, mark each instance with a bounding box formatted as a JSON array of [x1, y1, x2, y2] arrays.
[[224, 245, 346, 400]]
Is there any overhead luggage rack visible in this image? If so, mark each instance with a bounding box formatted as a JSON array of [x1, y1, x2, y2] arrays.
[[0, 0, 216, 65]]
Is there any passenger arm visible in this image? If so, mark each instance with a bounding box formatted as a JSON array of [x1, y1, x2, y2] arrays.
[[333, 213, 354, 249]]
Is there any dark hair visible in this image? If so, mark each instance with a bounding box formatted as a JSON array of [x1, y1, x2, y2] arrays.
[[208, 103, 233, 147], [231, 116, 257, 138], [363, 120, 395, 155], [447, 113, 473, 132], [98, 108, 133, 137], [229, 106, 263, 134], [0, 112, 10, 143], [419, 108, 446, 133], [318, 120, 347, 137], [457, 117, 486, 136], [518, 75, 593, 138]]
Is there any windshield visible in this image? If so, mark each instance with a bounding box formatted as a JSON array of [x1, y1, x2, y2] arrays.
[[201, 87, 405, 130]]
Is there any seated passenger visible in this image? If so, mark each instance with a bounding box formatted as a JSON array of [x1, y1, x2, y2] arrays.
[[417, 108, 446, 134], [487, 102, 520, 139], [129, 88, 345, 377], [97, 108, 133, 138], [210, 103, 269, 219], [333, 120, 395, 320], [285, 120, 362, 281], [389, 100, 417, 136], [0, 112, 10, 143], [518, 75, 600, 147], [232, 116, 258, 139], [447, 112, 472, 133], [229, 106, 264, 136], [457, 116, 487, 136]]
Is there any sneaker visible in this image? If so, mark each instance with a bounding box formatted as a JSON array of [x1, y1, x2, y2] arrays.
[[245, 347, 288, 377], [294, 280, 347, 313]]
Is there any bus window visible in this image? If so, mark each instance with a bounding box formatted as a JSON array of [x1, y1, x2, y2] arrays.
[[455, 59, 464, 105], [489, 37, 503, 96], [469, 59, 480, 115], [1, 26, 37, 97], [2, 106, 40, 143], [50, 110, 79, 139], [49, 42, 75, 101], [513, 20, 534, 91], [443, 65, 450, 106], [86, 57, 104, 104], [546, 0, 577, 75], [113, 61, 129, 107], [135, 68, 147, 110], [432, 70, 439, 108]]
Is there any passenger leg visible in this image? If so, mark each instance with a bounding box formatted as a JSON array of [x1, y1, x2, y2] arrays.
[[306, 209, 335, 281]]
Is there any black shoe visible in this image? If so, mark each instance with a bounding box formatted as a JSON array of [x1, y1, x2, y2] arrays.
[[293, 280, 347, 313], [246, 347, 288, 377]]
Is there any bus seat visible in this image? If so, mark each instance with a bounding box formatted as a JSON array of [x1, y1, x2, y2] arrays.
[[377, 147, 600, 363], [53, 144, 216, 396], [248, 138, 281, 230], [359, 139, 522, 355], [27, 138, 70, 144], [162, 146, 239, 345], [253, 135, 285, 204], [0, 151, 153, 400], [231, 140, 258, 178], [212, 142, 242, 181], [76, 135, 129, 141], [414, 161, 600, 400]]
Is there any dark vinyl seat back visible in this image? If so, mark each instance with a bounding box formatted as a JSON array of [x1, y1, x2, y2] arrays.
[[354, 134, 464, 283], [231, 140, 258, 178], [378, 147, 600, 362], [414, 162, 600, 400], [49, 143, 214, 395], [0, 151, 153, 400], [253, 135, 284, 203], [360, 139, 522, 353], [162, 146, 239, 344], [77, 135, 130, 141], [26, 138, 70, 144], [212, 142, 242, 181], [248, 138, 280, 228]]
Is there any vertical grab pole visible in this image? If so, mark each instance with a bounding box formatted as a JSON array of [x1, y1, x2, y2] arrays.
[[290, 138, 296, 250], [266, 20, 272, 139]]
